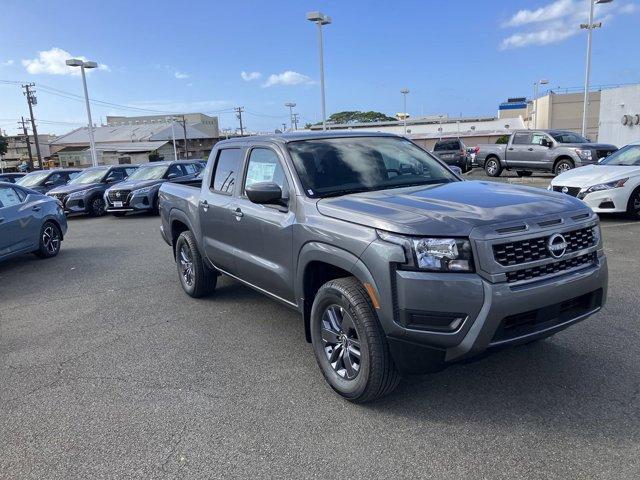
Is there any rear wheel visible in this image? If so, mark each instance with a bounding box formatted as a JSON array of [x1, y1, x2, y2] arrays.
[[175, 230, 217, 297], [627, 187, 640, 220], [35, 221, 62, 258], [554, 159, 574, 176], [310, 277, 400, 403], [484, 158, 502, 177], [89, 196, 106, 217]]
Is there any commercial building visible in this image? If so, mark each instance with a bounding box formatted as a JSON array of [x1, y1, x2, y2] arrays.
[[308, 115, 526, 150], [598, 84, 640, 147], [528, 90, 601, 140], [51, 113, 220, 167], [0, 134, 54, 171]]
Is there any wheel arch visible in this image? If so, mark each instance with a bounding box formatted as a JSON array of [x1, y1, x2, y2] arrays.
[[168, 209, 195, 258], [553, 155, 575, 172], [296, 242, 381, 343]]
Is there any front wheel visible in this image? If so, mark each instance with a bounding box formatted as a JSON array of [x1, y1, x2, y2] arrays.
[[554, 159, 574, 176], [627, 187, 640, 220], [89, 196, 106, 217], [35, 221, 62, 258], [310, 277, 400, 403], [175, 230, 217, 297], [484, 158, 502, 177]]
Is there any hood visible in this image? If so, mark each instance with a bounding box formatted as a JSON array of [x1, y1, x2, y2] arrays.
[[316, 181, 588, 236], [48, 182, 102, 195], [552, 164, 640, 187], [108, 179, 164, 191], [562, 142, 617, 150]]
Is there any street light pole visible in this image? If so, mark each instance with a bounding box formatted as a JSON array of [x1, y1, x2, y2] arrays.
[[580, 0, 613, 137], [285, 102, 296, 131], [307, 12, 331, 130], [400, 89, 410, 135], [66, 58, 99, 167]]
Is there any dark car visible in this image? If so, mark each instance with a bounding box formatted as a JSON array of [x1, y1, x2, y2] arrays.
[[47, 165, 138, 216], [0, 173, 26, 183], [104, 160, 201, 216], [0, 181, 68, 262], [432, 138, 472, 172], [16, 169, 82, 193]]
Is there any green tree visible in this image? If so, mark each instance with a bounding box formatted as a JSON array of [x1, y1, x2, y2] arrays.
[[326, 110, 397, 124], [148, 150, 163, 162], [495, 135, 510, 144], [0, 134, 8, 156]]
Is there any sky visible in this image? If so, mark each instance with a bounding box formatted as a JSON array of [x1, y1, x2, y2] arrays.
[[0, 0, 639, 136]]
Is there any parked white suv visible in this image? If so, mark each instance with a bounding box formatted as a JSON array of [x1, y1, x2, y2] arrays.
[[550, 142, 640, 219]]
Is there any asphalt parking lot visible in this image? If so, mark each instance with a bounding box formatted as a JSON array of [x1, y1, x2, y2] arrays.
[[2, 184, 640, 479]]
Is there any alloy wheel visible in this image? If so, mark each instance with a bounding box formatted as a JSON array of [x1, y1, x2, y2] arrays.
[[321, 305, 361, 380], [486, 161, 497, 176], [557, 162, 572, 174], [93, 198, 105, 215], [42, 225, 60, 255], [179, 244, 194, 286]]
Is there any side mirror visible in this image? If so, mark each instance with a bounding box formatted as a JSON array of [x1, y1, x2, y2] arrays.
[[246, 182, 284, 205], [541, 138, 552, 148], [449, 165, 463, 176]]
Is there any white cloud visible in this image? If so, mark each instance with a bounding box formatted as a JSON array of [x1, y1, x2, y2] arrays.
[[500, 0, 637, 49], [262, 70, 314, 87], [1, 59, 14, 67], [21, 47, 109, 75], [241, 71, 262, 81], [174, 71, 190, 79]]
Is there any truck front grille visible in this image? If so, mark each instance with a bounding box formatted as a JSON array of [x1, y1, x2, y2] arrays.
[[505, 251, 597, 283], [596, 149, 615, 160], [493, 226, 595, 266]]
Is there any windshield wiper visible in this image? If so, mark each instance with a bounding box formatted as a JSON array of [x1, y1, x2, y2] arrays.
[[319, 187, 376, 198]]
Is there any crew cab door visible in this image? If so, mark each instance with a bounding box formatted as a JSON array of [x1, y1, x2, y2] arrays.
[[504, 132, 531, 167], [231, 145, 296, 303], [523, 132, 554, 169], [199, 147, 244, 273]]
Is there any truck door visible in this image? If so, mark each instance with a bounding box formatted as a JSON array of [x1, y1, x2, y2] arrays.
[[522, 132, 553, 169], [505, 132, 531, 168], [231, 145, 296, 303], [199, 147, 244, 274]]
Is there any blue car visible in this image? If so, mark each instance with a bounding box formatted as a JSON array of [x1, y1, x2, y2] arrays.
[[0, 181, 68, 262]]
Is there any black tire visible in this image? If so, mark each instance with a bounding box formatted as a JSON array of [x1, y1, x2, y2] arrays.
[[484, 157, 502, 177], [112, 212, 127, 217], [310, 277, 400, 403], [148, 195, 159, 215], [35, 221, 62, 258], [554, 159, 574, 176], [516, 170, 532, 177], [175, 230, 217, 298], [626, 187, 640, 220], [89, 196, 106, 217]]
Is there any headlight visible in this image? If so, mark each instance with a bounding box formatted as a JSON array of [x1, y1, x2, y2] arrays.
[[575, 148, 593, 161], [584, 178, 628, 194], [133, 186, 154, 195], [378, 231, 474, 272], [68, 189, 91, 198]]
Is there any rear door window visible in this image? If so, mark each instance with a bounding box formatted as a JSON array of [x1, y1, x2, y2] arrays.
[[512, 133, 531, 145], [211, 149, 242, 195], [0, 186, 23, 208]]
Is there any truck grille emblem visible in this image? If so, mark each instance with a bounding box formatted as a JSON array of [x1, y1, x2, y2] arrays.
[[116, 191, 121, 198], [561, 186, 569, 194], [547, 233, 568, 259]]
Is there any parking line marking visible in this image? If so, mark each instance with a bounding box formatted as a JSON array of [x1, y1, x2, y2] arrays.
[[601, 222, 640, 229]]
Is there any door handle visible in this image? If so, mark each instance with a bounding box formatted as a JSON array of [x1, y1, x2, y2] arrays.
[[200, 200, 209, 211], [528, 148, 534, 151], [508, 147, 514, 151], [234, 208, 244, 220]]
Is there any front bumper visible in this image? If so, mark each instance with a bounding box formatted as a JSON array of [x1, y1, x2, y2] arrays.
[[105, 191, 155, 212], [581, 188, 630, 213], [64, 196, 90, 214], [385, 255, 607, 374]]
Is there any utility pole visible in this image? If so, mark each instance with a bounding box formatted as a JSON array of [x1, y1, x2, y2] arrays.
[[19, 117, 34, 171], [22, 83, 43, 169], [292, 113, 299, 130], [235, 107, 245, 136], [285, 102, 296, 130], [180, 115, 188, 159]]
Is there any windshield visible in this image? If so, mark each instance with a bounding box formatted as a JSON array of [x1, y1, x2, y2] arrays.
[[287, 136, 458, 198], [16, 171, 50, 187], [551, 132, 590, 143], [126, 165, 168, 181], [68, 168, 108, 185], [599, 145, 640, 166]]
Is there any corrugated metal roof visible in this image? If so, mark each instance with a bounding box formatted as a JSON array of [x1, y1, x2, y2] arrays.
[[96, 141, 169, 153], [52, 122, 216, 145]]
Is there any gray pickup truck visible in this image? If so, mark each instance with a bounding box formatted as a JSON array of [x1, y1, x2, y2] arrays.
[[475, 130, 617, 177], [159, 132, 607, 402]]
